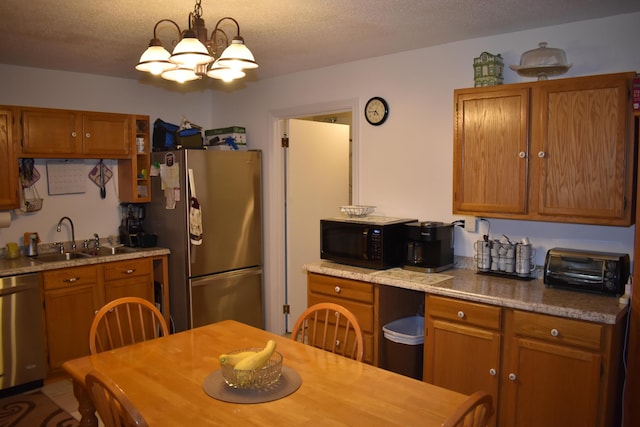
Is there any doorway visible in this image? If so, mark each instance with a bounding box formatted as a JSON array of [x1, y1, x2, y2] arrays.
[[283, 116, 351, 331]]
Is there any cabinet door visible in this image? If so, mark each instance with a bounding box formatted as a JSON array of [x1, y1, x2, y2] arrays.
[[532, 73, 633, 225], [453, 87, 530, 215], [82, 112, 131, 157], [0, 109, 18, 209], [21, 109, 81, 155], [424, 319, 501, 421], [44, 284, 100, 369], [502, 337, 601, 427]]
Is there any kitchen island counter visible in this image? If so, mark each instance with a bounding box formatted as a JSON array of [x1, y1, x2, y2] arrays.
[[305, 261, 626, 324], [0, 247, 170, 277]]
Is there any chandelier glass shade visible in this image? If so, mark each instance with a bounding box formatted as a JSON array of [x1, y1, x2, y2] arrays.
[[135, 0, 257, 83]]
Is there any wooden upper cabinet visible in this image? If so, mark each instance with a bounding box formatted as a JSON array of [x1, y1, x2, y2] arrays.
[[532, 73, 634, 224], [20, 107, 131, 158], [22, 109, 81, 155], [0, 109, 19, 209], [82, 112, 132, 157], [453, 87, 530, 214], [453, 72, 636, 226]]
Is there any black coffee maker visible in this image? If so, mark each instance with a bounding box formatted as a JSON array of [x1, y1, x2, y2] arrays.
[[119, 203, 148, 247], [404, 221, 454, 272]]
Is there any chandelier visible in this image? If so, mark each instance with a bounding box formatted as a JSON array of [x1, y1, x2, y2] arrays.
[[135, 0, 258, 83]]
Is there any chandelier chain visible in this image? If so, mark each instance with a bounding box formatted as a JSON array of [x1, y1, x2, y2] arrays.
[[193, 0, 203, 18]]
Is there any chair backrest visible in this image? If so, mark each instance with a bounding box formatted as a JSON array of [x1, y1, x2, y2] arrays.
[[441, 390, 493, 427], [89, 297, 169, 354], [290, 302, 364, 361], [85, 370, 148, 427]]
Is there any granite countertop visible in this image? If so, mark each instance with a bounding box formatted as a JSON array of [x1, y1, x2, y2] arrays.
[[305, 260, 628, 324], [0, 247, 170, 277]]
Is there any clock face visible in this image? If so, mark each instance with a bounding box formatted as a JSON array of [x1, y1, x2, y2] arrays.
[[365, 97, 389, 126]]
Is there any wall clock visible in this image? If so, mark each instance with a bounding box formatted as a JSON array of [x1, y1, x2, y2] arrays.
[[364, 97, 389, 126]]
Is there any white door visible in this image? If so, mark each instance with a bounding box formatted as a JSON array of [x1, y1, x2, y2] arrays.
[[285, 118, 350, 331]]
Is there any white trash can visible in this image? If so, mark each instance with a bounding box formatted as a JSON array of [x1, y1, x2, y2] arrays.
[[382, 316, 424, 380]]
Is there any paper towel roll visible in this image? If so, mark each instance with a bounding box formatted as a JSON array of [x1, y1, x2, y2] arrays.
[[0, 211, 11, 228]]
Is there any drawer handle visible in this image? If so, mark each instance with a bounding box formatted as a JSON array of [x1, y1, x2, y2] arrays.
[[457, 310, 465, 319], [550, 328, 559, 337], [489, 368, 497, 376], [124, 269, 136, 275], [63, 277, 80, 283], [508, 373, 517, 381], [334, 286, 341, 294]]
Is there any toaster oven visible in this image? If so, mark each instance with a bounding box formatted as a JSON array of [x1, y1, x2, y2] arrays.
[[543, 248, 630, 296]]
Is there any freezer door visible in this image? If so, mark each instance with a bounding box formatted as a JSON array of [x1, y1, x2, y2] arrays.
[[190, 267, 264, 329], [187, 150, 263, 277]]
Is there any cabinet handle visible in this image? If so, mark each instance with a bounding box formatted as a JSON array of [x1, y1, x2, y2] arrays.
[[457, 310, 465, 319], [71, 131, 77, 138], [518, 151, 526, 158], [124, 269, 135, 275], [538, 151, 546, 158], [550, 328, 559, 337], [63, 277, 79, 283], [508, 373, 517, 381], [335, 339, 341, 348], [489, 368, 497, 376], [334, 286, 341, 293], [85, 132, 91, 138]]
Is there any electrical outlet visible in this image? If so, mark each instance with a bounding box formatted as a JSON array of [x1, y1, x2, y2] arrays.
[[464, 216, 477, 232]]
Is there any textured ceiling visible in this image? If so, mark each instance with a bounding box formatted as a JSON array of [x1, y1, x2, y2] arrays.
[[0, 0, 638, 85]]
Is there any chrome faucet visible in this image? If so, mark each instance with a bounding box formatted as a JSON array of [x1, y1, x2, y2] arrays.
[[56, 216, 76, 251], [93, 233, 100, 250]]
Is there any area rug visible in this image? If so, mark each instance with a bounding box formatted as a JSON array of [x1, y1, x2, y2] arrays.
[[0, 391, 79, 427]]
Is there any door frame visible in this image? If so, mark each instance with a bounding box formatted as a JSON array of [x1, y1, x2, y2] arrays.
[[265, 99, 360, 334]]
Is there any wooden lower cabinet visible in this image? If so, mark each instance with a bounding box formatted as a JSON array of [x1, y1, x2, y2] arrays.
[[424, 295, 501, 426], [42, 265, 100, 371], [42, 257, 156, 373], [424, 294, 624, 427], [307, 272, 423, 366]]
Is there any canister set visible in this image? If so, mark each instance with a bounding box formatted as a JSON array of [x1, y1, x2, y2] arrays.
[[474, 236, 536, 277]]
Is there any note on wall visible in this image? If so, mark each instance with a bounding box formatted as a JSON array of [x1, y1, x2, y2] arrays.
[[46, 160, 86, 195]]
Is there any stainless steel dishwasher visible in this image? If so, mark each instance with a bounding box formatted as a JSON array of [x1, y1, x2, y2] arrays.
[[0, 273, 46, 394]]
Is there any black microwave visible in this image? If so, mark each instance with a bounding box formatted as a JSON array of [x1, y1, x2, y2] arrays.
[[320, 217, 416, 269]]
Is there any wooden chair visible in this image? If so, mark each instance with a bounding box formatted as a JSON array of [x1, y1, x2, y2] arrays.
[[85, 370, 148, 427], [441, 390, 493, 427], [89, 297, 169, 354], [290, 302, 364, 361]]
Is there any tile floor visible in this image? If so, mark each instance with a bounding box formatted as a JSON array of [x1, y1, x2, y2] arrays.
[[41, 379, 104, 426]]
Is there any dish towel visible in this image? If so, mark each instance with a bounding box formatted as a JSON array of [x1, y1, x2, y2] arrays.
[[188, 169, 203, 245]]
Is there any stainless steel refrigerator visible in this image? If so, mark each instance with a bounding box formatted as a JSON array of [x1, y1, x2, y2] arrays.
[[146, 149, 263, 332]]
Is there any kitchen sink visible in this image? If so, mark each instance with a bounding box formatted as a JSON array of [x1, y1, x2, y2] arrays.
[[33, 252, 93, 263], [81, 246, 138, 257], [32, 246, 138, 263]]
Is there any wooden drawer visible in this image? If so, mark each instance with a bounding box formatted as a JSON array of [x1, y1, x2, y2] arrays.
[[427, 295, 501, 330], [308, 273, 374, 304], [308, 293, 374, 333], [43, 265, 98, 290], [103, 258, 152, 281], [512, 310, 603, 351]]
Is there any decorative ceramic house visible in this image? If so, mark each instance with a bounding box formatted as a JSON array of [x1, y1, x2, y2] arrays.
[[473, 52, 504, 87]]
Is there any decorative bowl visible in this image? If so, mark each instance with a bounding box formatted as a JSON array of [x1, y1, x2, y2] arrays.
[[220, 349, 283, 389], [340, 205, 376, 217]]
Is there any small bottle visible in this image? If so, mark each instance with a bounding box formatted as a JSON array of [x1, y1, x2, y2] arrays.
[[27, 233, 38, 257]]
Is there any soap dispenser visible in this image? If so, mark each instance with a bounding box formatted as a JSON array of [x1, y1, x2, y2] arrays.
[[27, 233, 38, 257]]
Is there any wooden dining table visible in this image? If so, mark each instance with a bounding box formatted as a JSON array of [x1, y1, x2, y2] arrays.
[[63, 320, 467, 426]]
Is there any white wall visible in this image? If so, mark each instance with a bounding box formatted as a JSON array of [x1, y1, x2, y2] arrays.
[[209, 13, 640, 331], [0, 13, 638, 333], [0, 67, 213, 246]]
